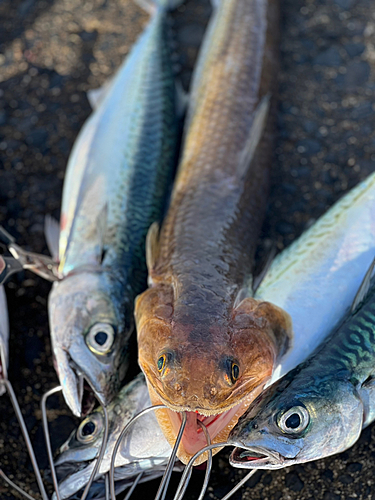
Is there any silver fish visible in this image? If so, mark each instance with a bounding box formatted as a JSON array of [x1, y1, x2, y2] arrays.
[[257, 171, 375, 383], [229, 259, 375, 469], [47, 0, 182, 416], [53, 373, 178, 500]]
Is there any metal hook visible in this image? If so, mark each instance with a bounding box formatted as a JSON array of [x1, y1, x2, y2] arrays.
[[154, 411, 187, 500], [220, 469, 258, 500], [123, 472, 144, 500], [173, 442, 230, 500], [196, 421, 212, 500], [109, 405, 186, 500], [41, 385, 109, 500], [0, 468, 38, 500], [105, 473, 110, 500], [41, 386, 63, 500], [173, 421, 212, 500], [0, 342, 49, 500], [109, 405, 166, 500]]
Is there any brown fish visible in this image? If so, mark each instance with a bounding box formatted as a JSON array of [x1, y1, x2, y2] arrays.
[[135, 0, 292, 465]]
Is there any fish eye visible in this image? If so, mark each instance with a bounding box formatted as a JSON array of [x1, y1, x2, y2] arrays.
[[157, 351, 174, 376], [231, 363, 240, 383], [77, 413, 103, 443], [223, 358, 240, 385], [278, 406, 310, 434], [157, 354, 166, 373], [86, 323, 115, 355]]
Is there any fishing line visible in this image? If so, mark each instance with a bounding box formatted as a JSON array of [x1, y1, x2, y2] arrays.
[[220, 469, 258, 500], [173, 420, 213, 500], [123, 471, 143, 500], [0, 343, 49, 500], [0, 468, 38, 500], [41, 386, 64, 500], [173, 442, 230, 500], [154, 411, 187, 500], [109, 404, 168, 500], [41, 385, 110, 500]]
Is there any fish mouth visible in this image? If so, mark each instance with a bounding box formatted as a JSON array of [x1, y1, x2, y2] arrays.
[[150, 391, 256, 465], [229, 446, 284, 469], [52, 460, 97, 500], [53, 353, 99, 417]]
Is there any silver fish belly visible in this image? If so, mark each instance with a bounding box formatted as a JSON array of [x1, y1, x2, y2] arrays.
[[49, 1, 181, 416], [257, 171, 375, 382]]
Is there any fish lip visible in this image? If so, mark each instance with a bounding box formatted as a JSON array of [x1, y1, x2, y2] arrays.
[[54, 347, 108, 417], [53, 460, 97, 500], [229, 445, 284, 469], [148, 382, 255, 416]]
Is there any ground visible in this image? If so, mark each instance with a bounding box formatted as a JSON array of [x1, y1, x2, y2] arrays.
[[0, 0, 375, 499]]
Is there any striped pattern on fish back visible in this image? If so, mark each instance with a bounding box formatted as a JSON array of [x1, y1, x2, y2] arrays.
[[105, 15, 179, 298], [299, 287, 375, 386], [62, 12, 179, 302], [258, 171, 375, 291]]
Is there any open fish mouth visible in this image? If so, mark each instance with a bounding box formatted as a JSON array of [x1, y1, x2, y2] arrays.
[[160, 397, 254, 464], [229, 446, 284, 469]]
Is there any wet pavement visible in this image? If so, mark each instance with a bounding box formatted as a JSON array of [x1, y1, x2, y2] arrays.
[[1, 0, 375, 498]]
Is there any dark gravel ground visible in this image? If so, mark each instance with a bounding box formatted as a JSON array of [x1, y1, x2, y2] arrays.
[[1, 0, 375, 499]]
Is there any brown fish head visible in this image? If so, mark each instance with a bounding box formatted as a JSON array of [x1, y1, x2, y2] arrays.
[[136, 289, 293, 464]]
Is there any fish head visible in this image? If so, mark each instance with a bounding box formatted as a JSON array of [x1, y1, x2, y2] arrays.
[[54, 373, 171, 500], [228, 373, 364, 469], [49, 271, 130, 416], [136, 287, 293, 464]]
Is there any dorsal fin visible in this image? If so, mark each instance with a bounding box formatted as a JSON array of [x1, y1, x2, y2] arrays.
[[351, 256, 375, 313], [87, 78, 113, 110]]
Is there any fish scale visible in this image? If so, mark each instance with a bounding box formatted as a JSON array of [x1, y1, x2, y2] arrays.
[[135, 0, 289, 465], [229, 261, 375, 469], [48, 1, 181, 417]]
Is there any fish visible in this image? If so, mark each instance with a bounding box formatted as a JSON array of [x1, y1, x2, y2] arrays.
[[257, 171, 375, 384], [52, 373, 180, 500], [135, 0, 290, 465], [228, 258, 375, 469], [0, 284, 9, 396], [46, 0, 182, 416]]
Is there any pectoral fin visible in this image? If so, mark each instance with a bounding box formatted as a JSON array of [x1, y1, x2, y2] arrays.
[[351, 256, 375, 313], [359, 375, 375, 428], [44, 214, 60, 262]]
